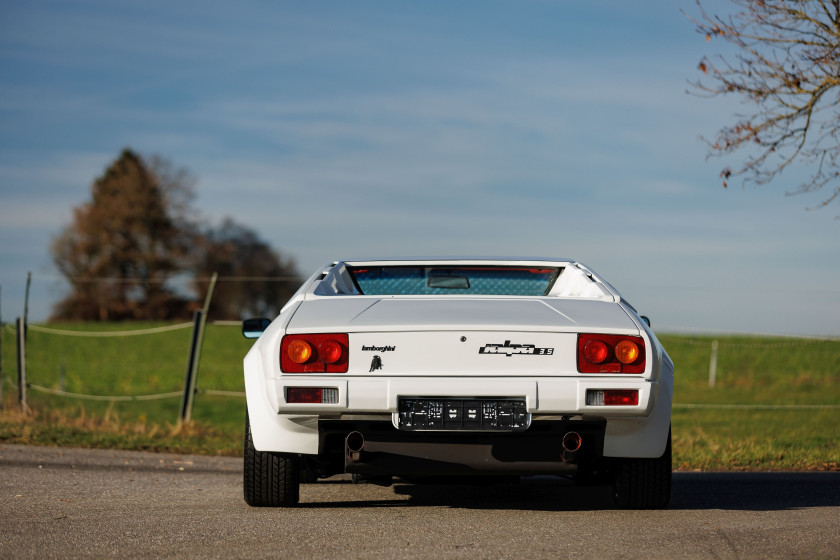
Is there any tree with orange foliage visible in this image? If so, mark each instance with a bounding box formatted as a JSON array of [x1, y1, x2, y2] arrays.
[[52, 149, 300, 321], [51, 149, 194, 320]]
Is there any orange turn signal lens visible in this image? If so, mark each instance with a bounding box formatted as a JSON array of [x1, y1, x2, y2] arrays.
[[287, 339, 313, 364], [615, 340, 640, 364]]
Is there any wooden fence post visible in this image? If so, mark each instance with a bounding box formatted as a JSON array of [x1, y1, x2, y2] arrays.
[[16, 317, 27, 412], [179, 310, 203, 425], [178, 273, 218, 426]]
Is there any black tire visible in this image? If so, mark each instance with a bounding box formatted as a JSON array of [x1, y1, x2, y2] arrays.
[[243, 410, 300, 507], [612, 429, 672, 509]]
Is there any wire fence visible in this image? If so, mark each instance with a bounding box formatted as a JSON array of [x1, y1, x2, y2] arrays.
[[28, 322, 194, 337], [1, 316, 251, 423], [1, 274, 838, 425], [21, 321, 239, 402], [3, 321, 839, 418], [26, 384, 184, 402], [659, 334, 840, 390], [664, 336, 840, 348], [0, 272, 277, 425]]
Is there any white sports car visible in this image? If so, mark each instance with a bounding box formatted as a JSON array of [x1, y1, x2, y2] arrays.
[[242, 258, 673, 509]]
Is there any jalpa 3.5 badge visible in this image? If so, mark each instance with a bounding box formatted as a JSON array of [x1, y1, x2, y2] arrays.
[[479, 340, 554, 357]]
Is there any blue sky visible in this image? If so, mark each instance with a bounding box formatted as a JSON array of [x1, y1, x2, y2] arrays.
[[1, 0, 838, 336]]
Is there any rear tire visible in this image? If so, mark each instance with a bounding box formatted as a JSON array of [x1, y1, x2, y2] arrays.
[[243, 410, 300, 507], [612, 429, 671, 509]]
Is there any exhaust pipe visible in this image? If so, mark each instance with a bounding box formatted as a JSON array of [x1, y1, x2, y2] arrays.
[[561, 431, 582, 463], [345, 431, 365, 462]]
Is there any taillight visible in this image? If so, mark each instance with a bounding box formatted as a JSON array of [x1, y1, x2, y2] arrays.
[[583, 339, 609, 364], [320, 340, 344, 364], [287, 387, 323, 403], [577, 334, 645, 373], [586, 389, 639, 406], [287, 339, 313, 364], [286, 387, 340, 404], [281, 334, 349, 373], [615, 340, 639, 364]]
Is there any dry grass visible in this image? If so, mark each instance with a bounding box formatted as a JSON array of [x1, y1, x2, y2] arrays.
[[0, 401, 240, 455]]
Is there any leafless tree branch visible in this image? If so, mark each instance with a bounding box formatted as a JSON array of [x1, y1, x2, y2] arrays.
[[687, 0, 840, 209]]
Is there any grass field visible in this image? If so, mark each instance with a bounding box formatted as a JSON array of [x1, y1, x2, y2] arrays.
[[660, 334, 840, 471], [1, 323, 838, 470]]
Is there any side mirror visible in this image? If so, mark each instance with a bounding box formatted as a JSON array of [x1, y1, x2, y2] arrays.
[[640, 316, 651, 327], [242, 317, 271, 339]]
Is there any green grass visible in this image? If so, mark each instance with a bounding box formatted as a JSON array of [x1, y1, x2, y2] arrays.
[[660, 334, 840, 471], [661, 335, 840, 406], [0, 321, 252, 454], [1, 324, 838, 469]]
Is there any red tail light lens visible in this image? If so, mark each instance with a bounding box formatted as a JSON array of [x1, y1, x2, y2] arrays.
[[287, 387, 323, 403], [583, 340, 609, 364], [604, 390, 639, 405], [577, 334, 645, 373], [320, 340, 343, 364], [281, 334, 349, 373], [586, 389, 639, 406], [286, 387, 340, 403]]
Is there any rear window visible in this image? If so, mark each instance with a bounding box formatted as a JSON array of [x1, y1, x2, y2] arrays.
[[347, 266, 560, 296]]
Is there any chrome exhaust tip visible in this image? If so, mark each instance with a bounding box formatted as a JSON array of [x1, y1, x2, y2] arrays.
[[346, 431, 365, 455], [562, 431, 582, 453], [562, 431, 582, 462]]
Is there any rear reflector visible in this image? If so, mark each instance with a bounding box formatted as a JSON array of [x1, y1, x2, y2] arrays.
[[586, 389, 639, 406], [286, 387, 339, 404]]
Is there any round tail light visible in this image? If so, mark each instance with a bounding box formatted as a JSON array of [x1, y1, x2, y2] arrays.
[[320, 340, 344, 364], [287, 339, 313, 364], [615, 340, 640, 364], [583, 339, 609, 364]]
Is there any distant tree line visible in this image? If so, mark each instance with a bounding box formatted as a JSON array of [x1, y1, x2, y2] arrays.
[[51, 149, 300, 321]]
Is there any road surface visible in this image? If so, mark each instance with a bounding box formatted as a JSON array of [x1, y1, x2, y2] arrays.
[[1, 444, 838, 559]]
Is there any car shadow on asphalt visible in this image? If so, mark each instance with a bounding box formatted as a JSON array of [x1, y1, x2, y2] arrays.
[[669, 472, 840, 511], [305, 472, 840, 512]]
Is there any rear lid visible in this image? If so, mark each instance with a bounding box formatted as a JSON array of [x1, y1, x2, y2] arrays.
[[287, 297, 637, 333], [286, 297, 641, 376]]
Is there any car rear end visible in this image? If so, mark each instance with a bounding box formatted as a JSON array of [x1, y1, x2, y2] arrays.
[[243, 259, 673, 508]]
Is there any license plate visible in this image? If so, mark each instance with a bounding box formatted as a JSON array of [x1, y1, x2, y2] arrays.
[[397, 398, 529, 431]]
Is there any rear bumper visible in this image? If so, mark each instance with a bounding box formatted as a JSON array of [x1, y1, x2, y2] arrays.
[[245, 370, 673, 460], [266, 375, 658, 416]]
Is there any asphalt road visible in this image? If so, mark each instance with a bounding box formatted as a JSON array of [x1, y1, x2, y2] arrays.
[[2, 444, 839, 559]]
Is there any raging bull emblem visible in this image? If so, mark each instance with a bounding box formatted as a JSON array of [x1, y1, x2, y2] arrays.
[[369, 355, 383, 372]]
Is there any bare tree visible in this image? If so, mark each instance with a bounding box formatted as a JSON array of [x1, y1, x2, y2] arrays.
[[689, 0, 840, 208]]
